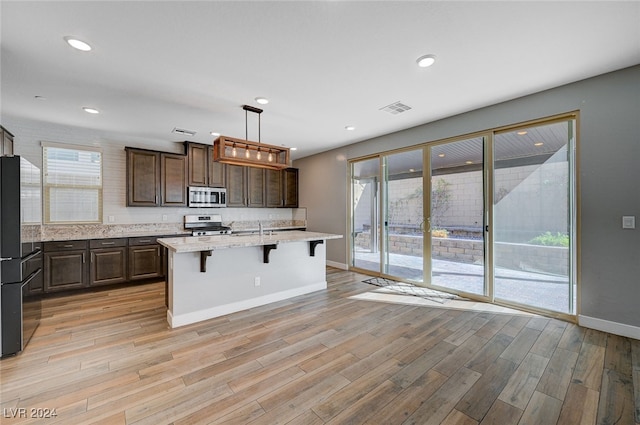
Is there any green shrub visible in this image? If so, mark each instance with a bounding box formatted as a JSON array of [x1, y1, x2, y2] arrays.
[[432, 228, 448, 238], [528, 232, 569, 247]]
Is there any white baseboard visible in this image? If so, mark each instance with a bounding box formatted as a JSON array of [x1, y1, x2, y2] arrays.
[[326, 260, 348, 270], [169, 281, 327, 328], [578, 315, 640, 340]]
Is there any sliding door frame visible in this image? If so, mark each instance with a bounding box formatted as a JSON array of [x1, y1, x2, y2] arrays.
[[348, 111, 579, 321]]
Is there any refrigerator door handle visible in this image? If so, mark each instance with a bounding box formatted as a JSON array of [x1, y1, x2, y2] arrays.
[[21, 249, 41, 263], [0, 257, 13, 261]]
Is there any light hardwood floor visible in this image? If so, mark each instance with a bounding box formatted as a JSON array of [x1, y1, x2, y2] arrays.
[[1, 267, 638, 425]]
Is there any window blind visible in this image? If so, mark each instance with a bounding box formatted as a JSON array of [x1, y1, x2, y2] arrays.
[[43, 145, 103, 223]]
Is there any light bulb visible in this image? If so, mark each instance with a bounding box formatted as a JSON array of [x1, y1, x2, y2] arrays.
[[268, 150, 273, 162], [256, 148, 262, 160], [231, 143, 237, 157], [245, 146, 250, 159]]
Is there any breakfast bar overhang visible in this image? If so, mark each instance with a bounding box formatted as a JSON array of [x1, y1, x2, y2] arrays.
[[158, 231, 342, 328]]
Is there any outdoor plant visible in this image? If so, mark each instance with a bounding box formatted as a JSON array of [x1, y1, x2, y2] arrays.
[[431, 178, 452, 229], [432, 228, 449, 238], [528, 231, 569, 247]]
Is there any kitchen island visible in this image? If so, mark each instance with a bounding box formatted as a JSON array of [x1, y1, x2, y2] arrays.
[[158, 231, 342, 328]]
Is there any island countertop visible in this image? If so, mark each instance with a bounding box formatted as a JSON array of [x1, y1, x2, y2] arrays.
[[158, 230, 342, 253]]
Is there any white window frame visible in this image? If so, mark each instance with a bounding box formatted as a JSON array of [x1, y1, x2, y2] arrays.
[[42, 141, 103, 224]]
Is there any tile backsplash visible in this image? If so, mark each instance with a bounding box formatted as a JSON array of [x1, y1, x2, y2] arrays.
[[41, 215, 307, 241]]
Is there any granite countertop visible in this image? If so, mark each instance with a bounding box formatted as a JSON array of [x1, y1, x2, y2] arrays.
[[39, 220, 306, 242], [158, 231, 343, 253], [40, 230, 192, 242]]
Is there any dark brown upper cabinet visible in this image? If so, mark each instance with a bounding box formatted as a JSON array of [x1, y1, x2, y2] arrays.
[[283, 168, 299, 208], [265, 168, 283, 208], [225, 164, 247, 207], [185, 142, 226, 188], [1, 125, 14, 156], [126, 148, 161, 206], [126, 147, 187, 207], [160, 153, 188, 206]]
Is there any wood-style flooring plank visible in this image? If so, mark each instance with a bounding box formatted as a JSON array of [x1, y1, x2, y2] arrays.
[[557, 382, 600, 425], [536, 347, 579, 400], [456, 357, 519, 421], [498, 352, 549, 411], [479, 400, 523, 425], [517, 390, 563, 425], [402, 366, 482, 425], [632, 338, 640, 423], [1, 270, 638, 425]]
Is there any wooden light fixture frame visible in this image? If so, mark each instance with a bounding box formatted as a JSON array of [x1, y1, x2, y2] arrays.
[[212, 105, 291, 170]]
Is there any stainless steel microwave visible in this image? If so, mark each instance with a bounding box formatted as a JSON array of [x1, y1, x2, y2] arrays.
[[188, 186, 226, 208]]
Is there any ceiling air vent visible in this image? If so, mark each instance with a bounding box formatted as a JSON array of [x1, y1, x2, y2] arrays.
[[172, 127, 196, 136], [380, 101, 412, 115]]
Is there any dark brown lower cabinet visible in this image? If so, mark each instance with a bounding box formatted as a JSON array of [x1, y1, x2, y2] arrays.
[[128, 237, 163, 281], [43, 240, 89, 292], [42, 237, 167, 295], [89, 239, 128, 286]]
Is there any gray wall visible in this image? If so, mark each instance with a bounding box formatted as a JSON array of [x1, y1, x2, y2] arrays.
[[294, 65, 640, 328]]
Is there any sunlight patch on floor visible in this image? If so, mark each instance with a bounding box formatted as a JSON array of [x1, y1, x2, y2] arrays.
[[350, 288, 536, 316]]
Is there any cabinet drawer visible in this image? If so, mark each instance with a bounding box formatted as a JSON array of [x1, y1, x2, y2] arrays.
[[128, 236, 158, 246], [90, 238, 127, 249], [44, 240, 89, 252]]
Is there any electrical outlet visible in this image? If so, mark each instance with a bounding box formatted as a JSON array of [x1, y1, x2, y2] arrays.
[[254, 277, 261, 287], [108, 215, 115, 223], [162, 214, 168, 221], [622, 215, 636, 229]]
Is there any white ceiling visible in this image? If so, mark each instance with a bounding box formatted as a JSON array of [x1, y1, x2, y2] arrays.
[[1, 1, 639, 160]]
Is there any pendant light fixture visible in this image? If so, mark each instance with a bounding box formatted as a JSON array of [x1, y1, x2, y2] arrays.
[[213, 105, 291, 170]]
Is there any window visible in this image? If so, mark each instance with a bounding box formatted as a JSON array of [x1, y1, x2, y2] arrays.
[[43, 143, 102, 223]]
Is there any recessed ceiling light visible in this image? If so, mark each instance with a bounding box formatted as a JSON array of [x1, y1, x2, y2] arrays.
[[345, 126, 356, 131], [210, 132, 220, 137], [290, 147, 298, 151], [465, 160, 473, 164], [416, 54, 436, 68], [517, 131, 528, 136], [64, 36, 92, 52], [534, 142, 544, 147], [255, 97, 269, 105], [438, 153, 446, 158], [82, 107, 99, 114]]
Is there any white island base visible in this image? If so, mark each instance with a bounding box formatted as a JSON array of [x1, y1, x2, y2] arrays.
[[159, 232, 342, 328]]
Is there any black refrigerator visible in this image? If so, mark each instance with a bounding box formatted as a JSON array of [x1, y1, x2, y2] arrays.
[[0, 155, 43, 358]]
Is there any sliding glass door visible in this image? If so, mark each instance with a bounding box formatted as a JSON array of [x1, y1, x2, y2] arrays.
[[429, 137, 486, 296], [382, 149, 425, 282], [493, 120, 576, 314], [349, 114, 577, 318], [351, 158, 381, 273]]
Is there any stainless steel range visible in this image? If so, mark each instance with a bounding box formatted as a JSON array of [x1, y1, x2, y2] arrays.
[[184, 214, 232, 236]]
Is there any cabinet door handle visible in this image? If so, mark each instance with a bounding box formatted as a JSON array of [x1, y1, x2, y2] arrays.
[[139, 239, 151, 243], [101, 242, 115, 246], [91, 252, 94, 263], [82, 252, 86, 263], [62, 244, 74, 248]]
